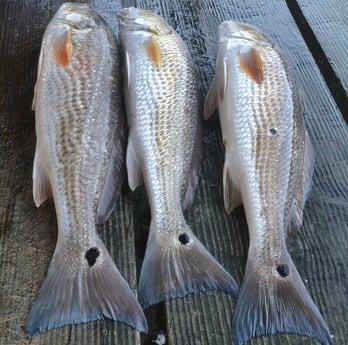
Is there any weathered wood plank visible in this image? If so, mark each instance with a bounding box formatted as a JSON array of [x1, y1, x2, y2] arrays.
[[135, 0, 348, 344], [0, 1, 141, 345], [293, 0, 348, 118], [1, 0, 347, 345]]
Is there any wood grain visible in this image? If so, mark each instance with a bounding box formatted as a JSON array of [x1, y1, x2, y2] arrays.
[[294, 0, 348, 119]]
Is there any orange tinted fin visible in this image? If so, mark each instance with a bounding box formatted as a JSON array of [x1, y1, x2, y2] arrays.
[[239, 46, 264, 84], [143, 37, 162, 68], [52, 27, 72, 67]]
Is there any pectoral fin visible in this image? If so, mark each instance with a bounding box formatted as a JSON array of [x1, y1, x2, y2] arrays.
[[223, 159, 242, 214], [32, 49, 44, 111], [204, 77, 218, 120], [239, 46, 264, 84], [143, 36, 162, 68], [126, 137, 143, 191], [124, 50, 131, 89], [219, 57, 228, 102], [51, 26, 72, 67], [33, 149, 52, 207]]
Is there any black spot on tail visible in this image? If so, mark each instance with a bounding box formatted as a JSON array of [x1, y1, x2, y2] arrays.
[[85, 247, 100, 267], [178, 233, 190, 245], [277, 264, 290, 277], [269, 128, 277, 136]]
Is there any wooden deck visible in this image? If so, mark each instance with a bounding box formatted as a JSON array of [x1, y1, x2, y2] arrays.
[[0, 0, 347, 345]]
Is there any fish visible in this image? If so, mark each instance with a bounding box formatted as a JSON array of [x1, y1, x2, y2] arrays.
[[204, 20, 332, 345], [118, 7, 238, 309], [27, 3, 147, 338]]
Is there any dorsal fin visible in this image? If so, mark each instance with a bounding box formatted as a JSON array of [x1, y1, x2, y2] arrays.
[[96, 122, 127, 224], [51, 27, 72, 67], [143, 37, 162, 68], [239, 46, 264, 84]]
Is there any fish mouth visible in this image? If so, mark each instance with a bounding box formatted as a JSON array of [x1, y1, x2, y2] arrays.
[[119, 7, 171, 35]]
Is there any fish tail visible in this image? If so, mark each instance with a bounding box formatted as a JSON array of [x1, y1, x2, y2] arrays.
[[232, 252, 332, 345], [26, 237, 147, 338], [138, 222, 239, 309]]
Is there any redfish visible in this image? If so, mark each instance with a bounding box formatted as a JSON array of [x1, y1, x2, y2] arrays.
[[27, 3, 147, 337], [205, 20, 331, 345], [119, 8, 238, 309]]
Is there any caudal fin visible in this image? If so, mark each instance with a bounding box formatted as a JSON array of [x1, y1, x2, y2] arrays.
[[138, 223, 238, 309], [26, 237, 147, 338], [232, 253, 332, 345]]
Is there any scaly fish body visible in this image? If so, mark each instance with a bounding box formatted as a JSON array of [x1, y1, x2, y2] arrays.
[[205, 21, 331, 345], [27, 3, 147, 338], [119, 8, 238, 308]]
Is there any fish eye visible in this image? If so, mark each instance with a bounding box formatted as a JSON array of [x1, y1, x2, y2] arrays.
[[85, 247, 100, 267], [178, 233, 190, 245]]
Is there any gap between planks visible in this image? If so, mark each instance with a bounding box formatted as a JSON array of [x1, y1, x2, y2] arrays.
[[285, 0, 348, 122]]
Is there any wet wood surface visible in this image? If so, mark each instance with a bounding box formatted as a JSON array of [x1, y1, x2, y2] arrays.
[[287, 0, 348, 121], [0, 1, 347, 345]]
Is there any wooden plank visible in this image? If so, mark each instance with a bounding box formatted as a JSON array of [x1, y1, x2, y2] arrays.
[[134, 0, 348, 344], [1, 1, 347, 345], [291, 0, 348, 118], [0, 1, 140, 345]]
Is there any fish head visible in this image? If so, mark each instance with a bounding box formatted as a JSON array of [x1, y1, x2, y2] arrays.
[[52, 3, 100, 31], [215, 21, 271, 85], [118, 8, 170, 72], [218, 21, 271, 49], [118, 7, 172, 36], [41, 3, 105, 68]]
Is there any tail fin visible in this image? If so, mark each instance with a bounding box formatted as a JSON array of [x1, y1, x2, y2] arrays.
[[232, 253, 332, 345], [138, 223, 238, 309], [26, 237, 147, 338]]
